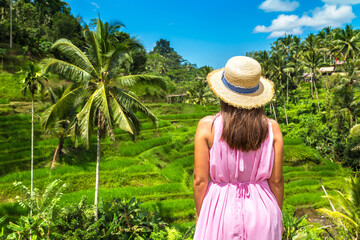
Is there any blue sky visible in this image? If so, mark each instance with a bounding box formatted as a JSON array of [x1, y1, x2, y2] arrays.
[[66, 0, 360, 68]]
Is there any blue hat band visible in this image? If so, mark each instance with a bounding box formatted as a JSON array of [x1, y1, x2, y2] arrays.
[[222, 71, 259, 94]]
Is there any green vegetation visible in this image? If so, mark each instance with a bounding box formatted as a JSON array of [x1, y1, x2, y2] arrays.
[[0, 0, 359, 239]]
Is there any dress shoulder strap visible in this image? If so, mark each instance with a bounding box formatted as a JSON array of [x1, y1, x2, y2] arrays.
[[212, 112, 223, 145]]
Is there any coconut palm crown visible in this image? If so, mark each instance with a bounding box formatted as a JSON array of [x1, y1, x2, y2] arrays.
[[41, 18, 166, 146]]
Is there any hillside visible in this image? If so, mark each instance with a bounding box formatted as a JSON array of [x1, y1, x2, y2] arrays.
[[0, 93, 352, 236]]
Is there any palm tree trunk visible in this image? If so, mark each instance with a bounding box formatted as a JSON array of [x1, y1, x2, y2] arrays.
[[284, 100, 288, 126], [271, 102, 278, 122], [50, 138, 64, 169], [286, 77, 289, 105], [94, 113, 101, 221], [9, 0, 12, 48], [313, 79, 321, 113], [1, 7, 4, 23], [310, 75, 313, 97], [30, 94, 34, 240]]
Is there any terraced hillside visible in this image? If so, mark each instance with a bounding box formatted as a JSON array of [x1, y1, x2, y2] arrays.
[[0, 102, 352, 232]]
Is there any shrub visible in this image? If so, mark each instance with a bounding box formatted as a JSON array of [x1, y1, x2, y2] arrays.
[[6, 180, 66, 239], [96, 197, 166, 240], [282, 211, 307, 240], [5, 180, 167, 239], [283, 144, 322, 165]]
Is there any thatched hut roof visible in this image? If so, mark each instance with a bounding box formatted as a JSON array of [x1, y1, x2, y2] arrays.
[[319, 67, 334, 72]]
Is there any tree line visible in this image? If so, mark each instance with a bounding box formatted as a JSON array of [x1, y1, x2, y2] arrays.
[[247, 25, 359, 169]]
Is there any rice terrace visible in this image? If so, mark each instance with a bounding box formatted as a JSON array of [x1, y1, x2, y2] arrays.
[[0, 0, 360, 239]]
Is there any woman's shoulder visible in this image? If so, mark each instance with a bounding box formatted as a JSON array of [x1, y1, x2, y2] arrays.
[[197, 115, 216, 129], [267, 118, 282, 140]]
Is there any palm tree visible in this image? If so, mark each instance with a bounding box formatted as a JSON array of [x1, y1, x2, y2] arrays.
[[19, 60, 47, 225], [317, 26, 334, 64], [187, 66, 218, 105], [333, 25, 360, 62], [268, 54, 293, 125], [44, 85, 75, 169], [302, 33, 320, 53], [146, 53, 167, 74], [253, 50, 271, 78], [41, 18, 166, 220], [187, 81, 218, 105], [333, 61, 360, 128], [301, 50, 327, 113]]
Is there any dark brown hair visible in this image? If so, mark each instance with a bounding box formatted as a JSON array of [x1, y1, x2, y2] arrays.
[[221, 101, 269, 152]]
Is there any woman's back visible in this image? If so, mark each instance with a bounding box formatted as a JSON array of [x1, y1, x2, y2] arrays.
[[209, 113, 274, 183], [194, 114, 282, 240]]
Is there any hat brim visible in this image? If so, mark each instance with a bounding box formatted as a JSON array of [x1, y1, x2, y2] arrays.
[[207, 69, 274, 109]]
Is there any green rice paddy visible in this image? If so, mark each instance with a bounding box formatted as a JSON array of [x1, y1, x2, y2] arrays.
[[0, 102, 351, 229]]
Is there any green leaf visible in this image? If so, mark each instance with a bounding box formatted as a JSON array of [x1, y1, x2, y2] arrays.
[[77, 90, 98, 148], [51, 38, 98, 77], [43, 58, 92, 82], [41, 83, 85, 129]]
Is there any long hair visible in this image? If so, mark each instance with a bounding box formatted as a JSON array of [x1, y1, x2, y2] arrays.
[[221, 101, 269, 152]]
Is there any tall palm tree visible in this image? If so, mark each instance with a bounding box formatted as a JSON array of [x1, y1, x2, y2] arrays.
[[19, 60, 47, 225], [333, 60, 360, 128], [254, 50, 271, 78], [333, 25, 360, 62], [317, 26, 334, 64], [301, 50, 326, 113], [187, 66, 218, 105], [41, 18, 166, 220], [268, 54, 293, 125], [302, 33, 320, 53]]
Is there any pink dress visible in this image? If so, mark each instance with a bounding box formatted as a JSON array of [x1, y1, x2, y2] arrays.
[[194, 114, 282, 240]]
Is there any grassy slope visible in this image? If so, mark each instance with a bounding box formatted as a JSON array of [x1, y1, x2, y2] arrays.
[[0, 68, 355, 232], [0, 101, 351, 231]]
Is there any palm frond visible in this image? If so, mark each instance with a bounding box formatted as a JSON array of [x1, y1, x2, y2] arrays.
[[108, 91, 136, 135], [84, 25, 102, 71], [317, 208, 358, 230], [109, 87, 158, 128], [93, 83, 113, 131], [114, 74, 167, 90], [51, 38, 97, 77], [106, 52, 131, 76], [43, 58, 92, 82], [77, 90, 98, 148], [41, 83, 85, 130]]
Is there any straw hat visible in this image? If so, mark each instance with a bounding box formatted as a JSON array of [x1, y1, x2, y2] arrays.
[[207, 56, 274, 109]]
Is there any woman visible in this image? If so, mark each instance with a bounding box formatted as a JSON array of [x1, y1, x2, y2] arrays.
[[193, 56, 283, 239]]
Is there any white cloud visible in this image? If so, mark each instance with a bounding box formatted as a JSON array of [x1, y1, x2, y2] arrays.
[[259, 0, 299, 12], [254, 5, 355, 38], [91, 2, 100, 9], [321, 0, 360, 5]]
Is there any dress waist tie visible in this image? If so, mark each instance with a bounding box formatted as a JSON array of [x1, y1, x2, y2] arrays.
[[236, 182, 251, 240]]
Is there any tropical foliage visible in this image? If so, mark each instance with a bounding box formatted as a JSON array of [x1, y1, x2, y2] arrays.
[[0, 0, 360, 239]]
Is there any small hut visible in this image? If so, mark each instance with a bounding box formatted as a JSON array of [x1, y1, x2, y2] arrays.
[[166, 93, 189, 103], [302, 73, 314, 82], [319, 67, 334, 75]]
